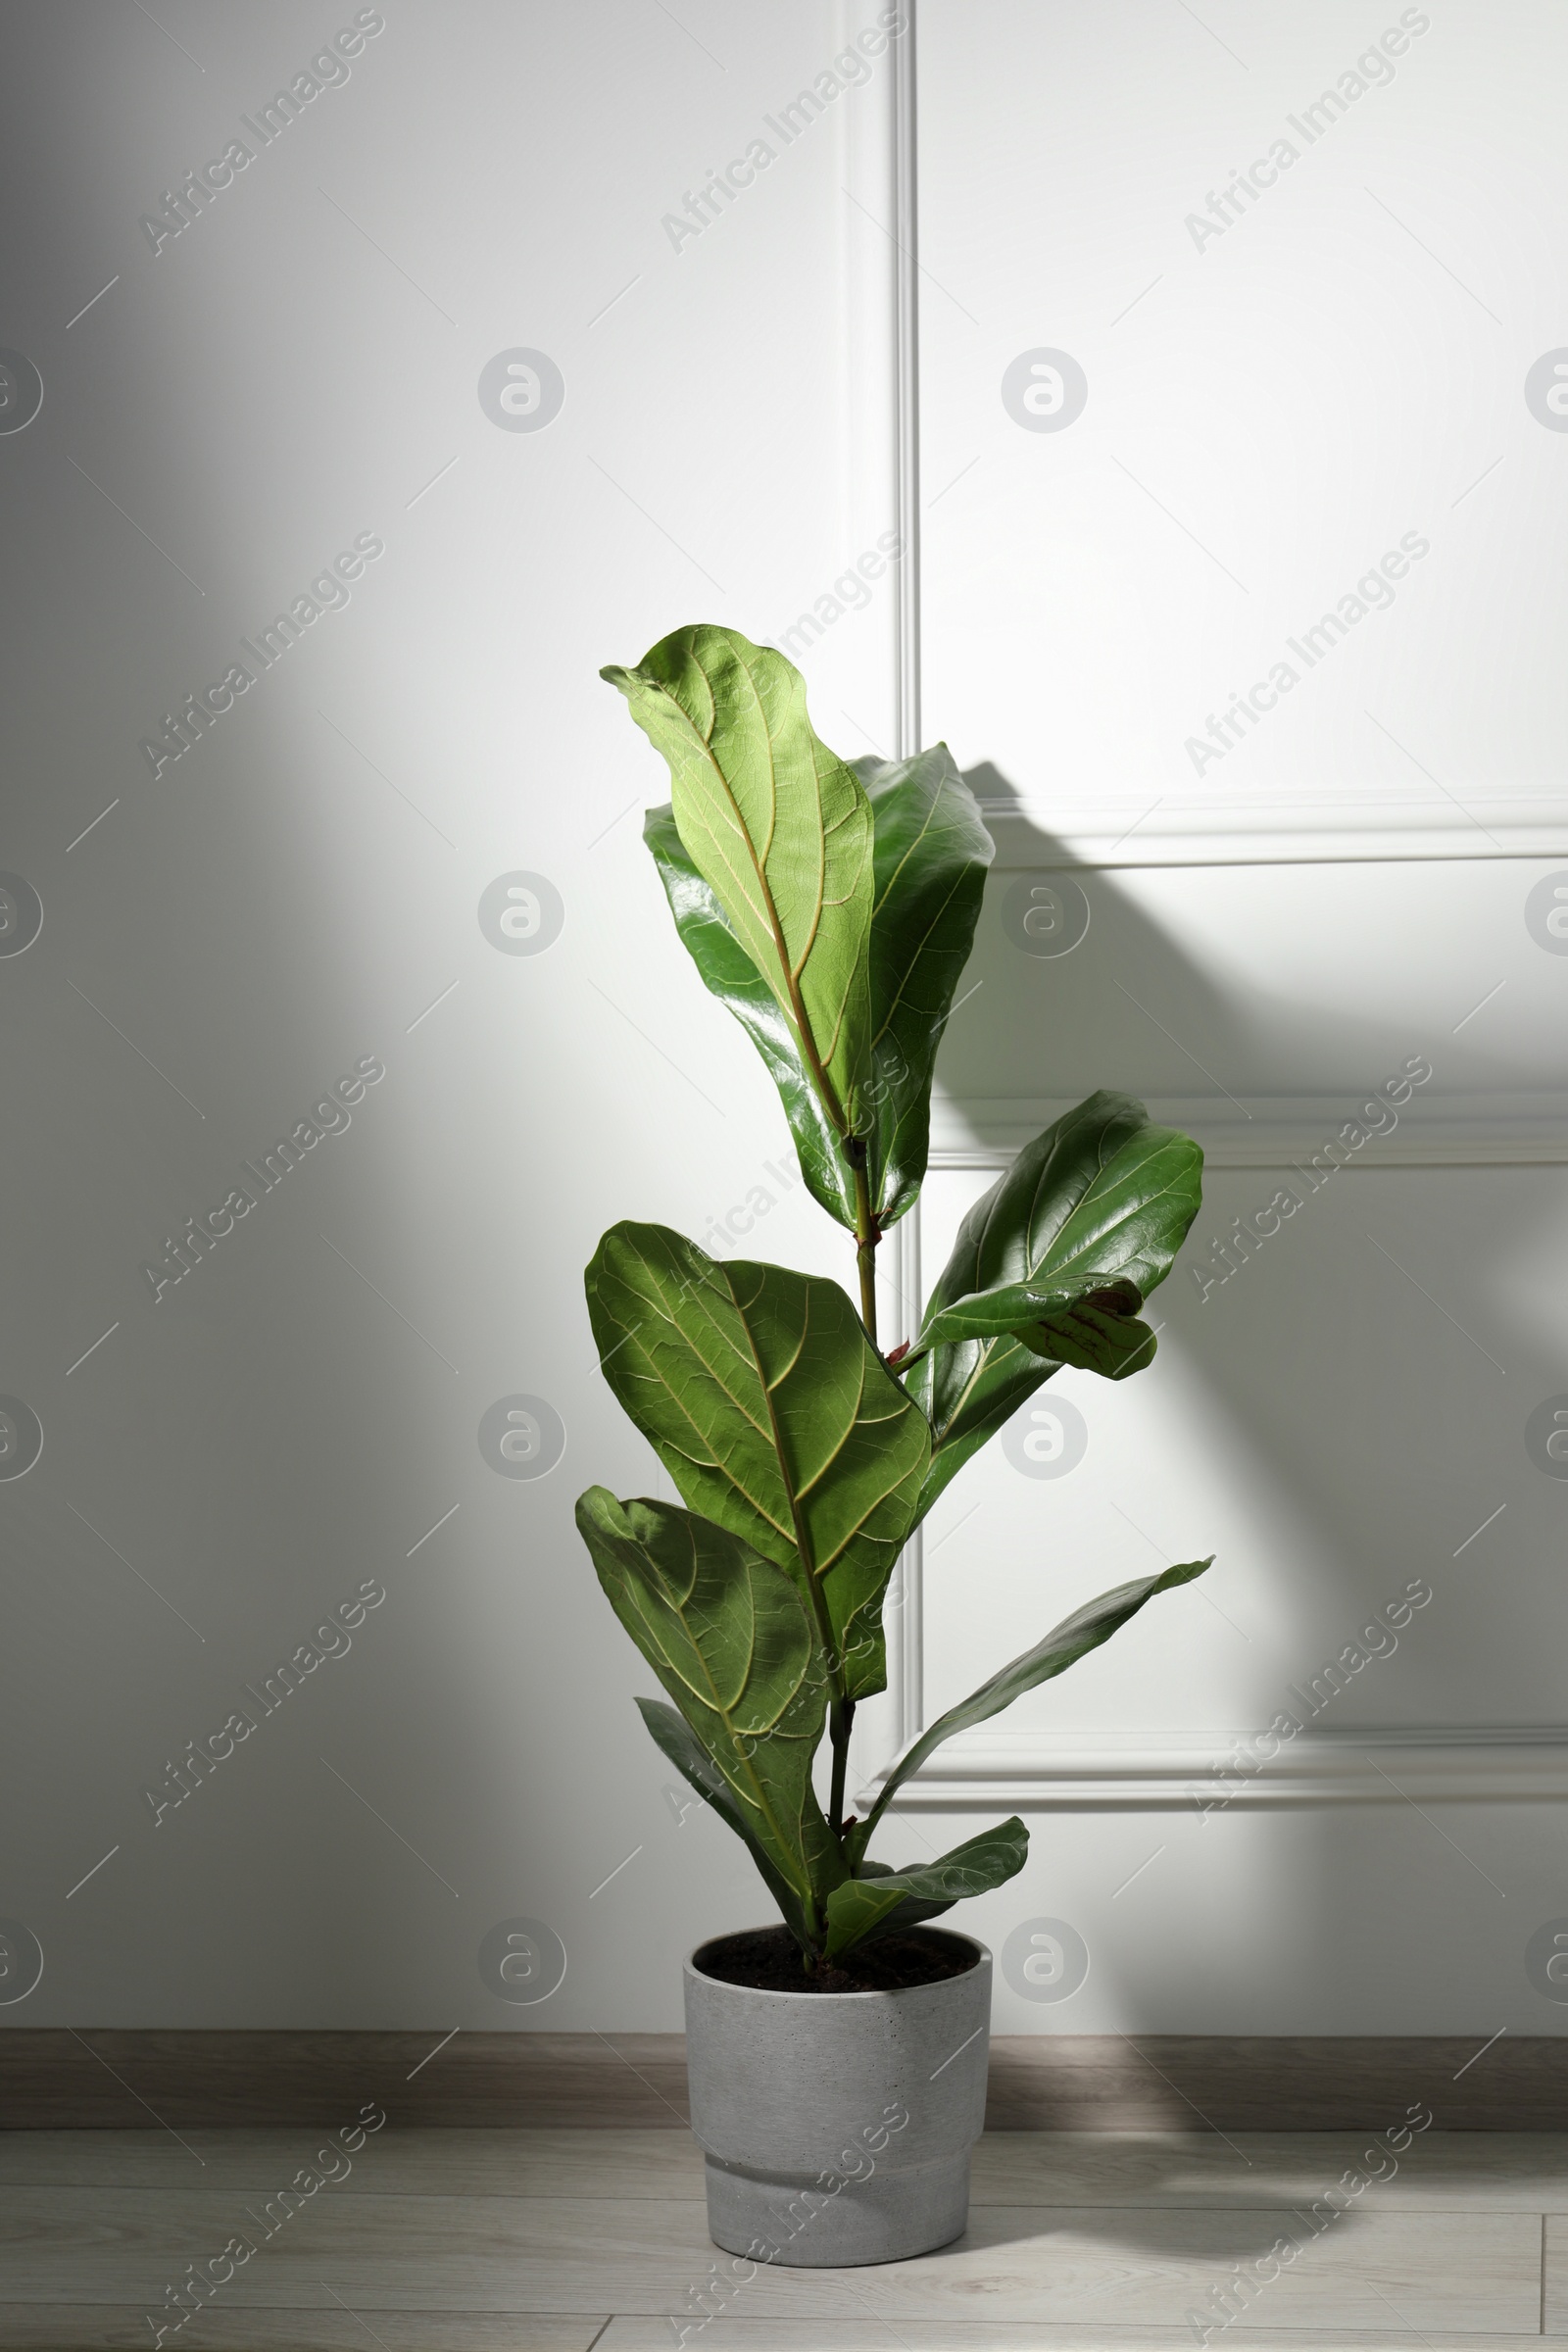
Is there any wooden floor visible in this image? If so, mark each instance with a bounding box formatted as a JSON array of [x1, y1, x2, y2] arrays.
[[2, 2128, 1567, 2347]]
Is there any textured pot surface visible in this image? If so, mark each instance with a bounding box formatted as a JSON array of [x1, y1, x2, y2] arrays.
[[683, 1928, 992, 2267]]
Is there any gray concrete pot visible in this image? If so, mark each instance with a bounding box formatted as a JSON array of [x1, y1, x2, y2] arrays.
[[683, 1927, 992, 2267]]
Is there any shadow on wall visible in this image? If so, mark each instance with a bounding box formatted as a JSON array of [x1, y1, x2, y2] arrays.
[[945, 760, 1549, 1677], [0, 4, 504, 2026], [944, 761, 1441, 1642], [909, 762, 1565, 2044]]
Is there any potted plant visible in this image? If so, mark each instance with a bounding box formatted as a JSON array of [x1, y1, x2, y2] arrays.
[[576, 624, 1211, 2267]]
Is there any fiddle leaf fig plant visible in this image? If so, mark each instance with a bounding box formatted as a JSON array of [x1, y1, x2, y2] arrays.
[[580, 622, 1213, 1974]]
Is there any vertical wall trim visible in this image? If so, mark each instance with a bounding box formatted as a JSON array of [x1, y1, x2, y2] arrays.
[[882, 4, 924, 1761], [892, 2, 921, 761], [888, 1208, 923, 1750]]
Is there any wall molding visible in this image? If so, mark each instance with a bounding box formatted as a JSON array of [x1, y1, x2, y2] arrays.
[[891, 0, 920, 762], [875, 1105, 1568, 1802], [928, 1091, 1568, 1169], [2, 2029, 1562, 2130], [977, 798, 1568, 868], [878, 10, 924, 1761], [874, 7, 1568, 1824], [894, 22, 1567, 868], [857, 1729, 1568, 1813]]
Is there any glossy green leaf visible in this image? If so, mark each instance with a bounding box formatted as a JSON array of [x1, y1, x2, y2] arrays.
[[906, 1093, 1203, 1514], [912, 1099, 1201, 1351], [644, 804, 857, 1229], [603, 625, 874, 1137], [635, 1696, 814, 1948], [855, 1559, 1211, 1854], [823, 1818, 1028, 1960], [584, 1225, 931, 1700], [1022, 1283, 1159, 1381], [641, 751, 993, 1236], [858, 747, 994, 1228], [576, 1488, 845, 1922]]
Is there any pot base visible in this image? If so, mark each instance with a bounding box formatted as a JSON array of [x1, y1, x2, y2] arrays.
[[704, 2149, 972, 2268], [685, 1927, 992, 2271]]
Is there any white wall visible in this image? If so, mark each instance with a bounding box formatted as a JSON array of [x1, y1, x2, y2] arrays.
[[1, 0, 1564, 2038], [855, 0, 1568, 2039]]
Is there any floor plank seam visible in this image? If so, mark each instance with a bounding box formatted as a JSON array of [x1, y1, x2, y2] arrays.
[[1, 2132, 1565, 2341]]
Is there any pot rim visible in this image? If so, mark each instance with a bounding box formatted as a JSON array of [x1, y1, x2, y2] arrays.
[[684, 1923, 992, 2001]]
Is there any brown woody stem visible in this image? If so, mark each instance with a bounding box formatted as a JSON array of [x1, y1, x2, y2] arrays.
[[846, 1139, 879, 1348], [829, 1699, 856, 1844]]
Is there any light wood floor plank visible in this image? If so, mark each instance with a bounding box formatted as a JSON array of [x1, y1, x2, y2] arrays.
[[970, 2131, 1568, 2209], [0, 2126, 707, 2197], [1542, 2210, 1566, 2332], [5, 2128, 1560, 2207], [0, 2313, 606, 2350], [600, 2330, 1551, 2351], [0, 2190, 1539, 2328]]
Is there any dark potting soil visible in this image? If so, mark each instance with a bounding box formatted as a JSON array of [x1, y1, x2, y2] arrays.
[[694, 1925, 978, 1994]]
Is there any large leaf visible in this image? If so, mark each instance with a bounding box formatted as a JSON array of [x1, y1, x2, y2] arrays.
[[576, 1489, 845, 1922], [858, 748, 994, 1229], [905, 1093, 1203, 1514], [644, 803, 857, 1230], [642, 752, 993, 1237], [1022, 1283, 1159, 1381], [823, 1818, 1028, 1961], [584, 1225, 930, 1700], [636, 1696, 815, 1948], [603, 625, 874, 1137], [854, 1559, 1211, 1855]]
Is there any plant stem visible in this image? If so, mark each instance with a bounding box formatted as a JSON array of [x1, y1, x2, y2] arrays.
[[848, 1147, 879, 1348], [829, 1697, 856, 1843], [779, 1488, 854, 1851], [839, 1148, 874, 1854]]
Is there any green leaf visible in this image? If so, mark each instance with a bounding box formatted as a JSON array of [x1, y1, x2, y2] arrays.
[[643, 803, 857, 1230], [584, 1226, 931, 1700], [1022, 1284, 1159, 1381], [635, 1695, 813, 1947], [823, 1818, 1028, 1961], [576, 1489, 845, 1920], [603, 625, 874, 1137], [641, 751, 994, 1236], [913, 1097, 1202, 1351], [855, 1559, 1211, 1854], [906, 1093, 1203, 1514], [858, 747, 994, 1229]]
